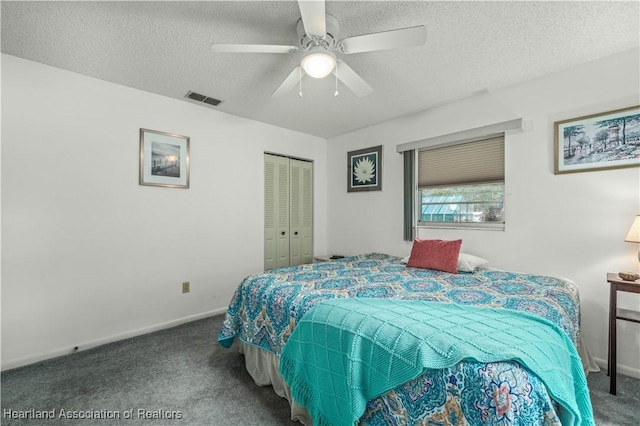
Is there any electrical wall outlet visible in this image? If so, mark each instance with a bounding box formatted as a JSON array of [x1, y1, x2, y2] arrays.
[[182, 281, 190, 293]]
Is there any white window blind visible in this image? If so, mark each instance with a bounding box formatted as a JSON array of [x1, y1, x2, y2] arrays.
[[418, 136, 504, 187]]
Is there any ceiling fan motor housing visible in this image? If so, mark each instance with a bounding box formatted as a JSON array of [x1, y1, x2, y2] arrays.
[[296, 14, 340, 50]]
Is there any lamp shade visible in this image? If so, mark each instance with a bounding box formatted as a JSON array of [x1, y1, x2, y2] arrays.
[[301, 50, 336, 79], [625, 215, 640, 243]]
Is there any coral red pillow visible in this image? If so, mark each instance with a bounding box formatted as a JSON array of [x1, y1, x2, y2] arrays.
[[406, 238, 462, 273]]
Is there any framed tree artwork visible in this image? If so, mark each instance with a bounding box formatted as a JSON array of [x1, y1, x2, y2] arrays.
[[554, 105, 640, 174], [347, 145, 382, 192]]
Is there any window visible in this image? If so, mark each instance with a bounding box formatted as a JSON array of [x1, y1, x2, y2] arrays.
[[399, 118, 522, 238], [417, 136, 505, 229]]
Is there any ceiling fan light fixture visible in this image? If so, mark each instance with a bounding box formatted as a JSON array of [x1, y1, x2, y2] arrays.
[[301, 50, 336, 78]]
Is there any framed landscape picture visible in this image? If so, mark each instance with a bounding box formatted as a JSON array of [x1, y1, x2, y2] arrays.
[[347, 145, 382, 192], [139, 128, 190, 188], [554, 105, 640, 174]]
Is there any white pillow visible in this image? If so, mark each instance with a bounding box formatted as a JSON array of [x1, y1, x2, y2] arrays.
[[457, 252, 489, 272], [401, 252, 488, 272]]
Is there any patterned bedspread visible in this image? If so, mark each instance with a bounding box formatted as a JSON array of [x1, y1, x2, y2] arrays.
[[218, 253, 583, 425]]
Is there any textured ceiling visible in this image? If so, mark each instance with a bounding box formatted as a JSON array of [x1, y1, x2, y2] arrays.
[[2, 1, 639, 138]]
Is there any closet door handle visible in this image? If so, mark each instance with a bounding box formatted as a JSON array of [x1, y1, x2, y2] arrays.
[[294, 231, 298, 235], [281, 231, 286, 235]]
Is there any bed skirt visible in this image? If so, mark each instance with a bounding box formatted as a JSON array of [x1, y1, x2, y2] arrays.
[[238, 341, 312, 425]]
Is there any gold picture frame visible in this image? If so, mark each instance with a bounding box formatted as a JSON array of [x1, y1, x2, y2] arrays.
[[554, 105, 640, 174]]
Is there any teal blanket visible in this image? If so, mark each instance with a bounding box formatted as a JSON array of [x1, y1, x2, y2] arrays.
[[279, 298, 593, 426]]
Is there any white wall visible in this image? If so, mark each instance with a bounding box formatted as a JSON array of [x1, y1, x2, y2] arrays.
[[327, 48, 640, 376], [1, 54, 327, 370], [3, 48, 639, 376]]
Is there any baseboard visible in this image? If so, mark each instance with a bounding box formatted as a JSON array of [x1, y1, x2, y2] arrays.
[[593, 357, 640, 380], [1, 308, 227, 372]]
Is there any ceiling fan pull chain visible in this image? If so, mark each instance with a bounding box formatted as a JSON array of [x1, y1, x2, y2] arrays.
[[299, 66, 303, 98], [335, 66, 339, 97]]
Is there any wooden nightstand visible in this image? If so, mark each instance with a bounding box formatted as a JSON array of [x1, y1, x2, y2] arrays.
[[606, 272, 640, 395]]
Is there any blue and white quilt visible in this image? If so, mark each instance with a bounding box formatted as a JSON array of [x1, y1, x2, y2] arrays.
[[218, 253, 583, 425]]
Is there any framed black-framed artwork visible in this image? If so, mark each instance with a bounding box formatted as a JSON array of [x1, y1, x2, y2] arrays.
[[347, 145, 382, 192], [139, 128, 190, 188], [554, 105, 640, 174]]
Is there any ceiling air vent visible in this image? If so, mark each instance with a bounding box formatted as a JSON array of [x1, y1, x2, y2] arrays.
[[185, 91, 222, 107]]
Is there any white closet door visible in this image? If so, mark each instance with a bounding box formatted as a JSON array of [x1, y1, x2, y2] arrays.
[[264, 154, 277, 270], [289, 159, 302, 266], [265, 154, 312, 270], [275, 156, 290, 268], [299, 160, 313, 264]]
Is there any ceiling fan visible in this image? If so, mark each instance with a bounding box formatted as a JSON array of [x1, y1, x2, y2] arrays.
[[211, 0, 427, 98]]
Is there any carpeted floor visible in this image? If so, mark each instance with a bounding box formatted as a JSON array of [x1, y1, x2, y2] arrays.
[[2, 315, 639, 425]]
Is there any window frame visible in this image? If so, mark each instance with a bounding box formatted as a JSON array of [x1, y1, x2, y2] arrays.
[[415, 138, 506, 231], [398, 118, 522, 237]]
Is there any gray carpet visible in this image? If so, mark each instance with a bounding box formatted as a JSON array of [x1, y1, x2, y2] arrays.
[[2, 314, 638, 425]]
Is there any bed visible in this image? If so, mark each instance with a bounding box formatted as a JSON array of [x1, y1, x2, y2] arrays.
[[218, 253, 594, 425]]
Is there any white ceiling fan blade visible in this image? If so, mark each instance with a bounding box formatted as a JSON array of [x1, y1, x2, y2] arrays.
[[339, 25, 427, 54], [272, 66, 302, 98], [211, 44, 298, 54], [334, 60, 373, 97], [298, 0, 326, 37]]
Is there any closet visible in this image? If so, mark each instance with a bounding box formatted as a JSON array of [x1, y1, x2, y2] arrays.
[[264, 153, 313, 270]]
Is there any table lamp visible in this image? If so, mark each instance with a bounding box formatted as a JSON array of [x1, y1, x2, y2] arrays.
[[624, 214, 640, 262]]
